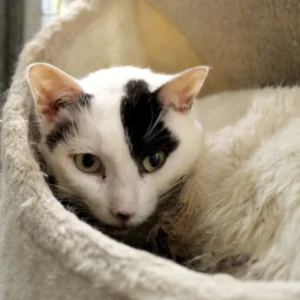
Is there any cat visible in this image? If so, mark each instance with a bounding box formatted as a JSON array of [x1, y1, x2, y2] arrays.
[[26, 62, 210, 251], [159, 85, 300, 280]]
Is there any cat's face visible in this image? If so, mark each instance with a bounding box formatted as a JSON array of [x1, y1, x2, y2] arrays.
[[27, 64, 209, 230]]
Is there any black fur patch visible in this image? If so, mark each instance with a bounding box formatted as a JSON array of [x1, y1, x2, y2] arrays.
[[77, 93, 92, 107], [46, 120, 78, 151], [45, 93, 92, 151], [120, 80, 179, 172]]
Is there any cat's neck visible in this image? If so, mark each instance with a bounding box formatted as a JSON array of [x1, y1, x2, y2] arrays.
[[160, 130, 243, 258]]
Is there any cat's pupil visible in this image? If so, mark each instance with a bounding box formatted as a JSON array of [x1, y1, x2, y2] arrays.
[[82, 154, 95, 168], [149, 153, 160, 167]]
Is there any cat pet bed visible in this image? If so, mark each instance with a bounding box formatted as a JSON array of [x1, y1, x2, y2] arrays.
[[2, 0, 300, 299]]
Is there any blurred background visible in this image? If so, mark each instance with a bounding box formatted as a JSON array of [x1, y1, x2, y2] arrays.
[[0, 0, 75, 93]]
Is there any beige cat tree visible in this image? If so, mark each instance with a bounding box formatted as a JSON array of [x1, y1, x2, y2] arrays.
[[1, 0, 300, 299]]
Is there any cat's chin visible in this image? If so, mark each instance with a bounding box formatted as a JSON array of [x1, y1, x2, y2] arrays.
[[102, 223, 129, 234], [107, 228, 129, 237]]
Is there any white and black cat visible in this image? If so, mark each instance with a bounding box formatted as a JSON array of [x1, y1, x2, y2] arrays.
[[26, 63, 209, 250], [27, 62, 300, 280]]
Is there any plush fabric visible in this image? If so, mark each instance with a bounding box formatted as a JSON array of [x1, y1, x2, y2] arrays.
[[1, 0, 300, 299]]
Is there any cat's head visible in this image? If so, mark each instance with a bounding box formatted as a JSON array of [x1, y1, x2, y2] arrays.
[[27, 63, 209, 230]]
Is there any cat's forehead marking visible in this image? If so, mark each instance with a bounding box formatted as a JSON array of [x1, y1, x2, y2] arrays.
[[120, 79, 179, 168], [46, 120, 78, 150], [45, 93, 92, 151]]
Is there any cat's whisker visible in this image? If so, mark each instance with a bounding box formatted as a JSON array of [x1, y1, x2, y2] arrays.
[[50, 183, 72, 194], [143, 95, 168, 141], [143, 97, 156, 137], [144, 113, 167, 142], [144, 128, 170, 145]]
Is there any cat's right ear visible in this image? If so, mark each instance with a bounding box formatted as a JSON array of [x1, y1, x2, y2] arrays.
[[26, 63, 83, 123], [158, 66, 210, 113]]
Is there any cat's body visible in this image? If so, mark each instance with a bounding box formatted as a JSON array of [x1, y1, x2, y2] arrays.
[[162, 86, 300, 280]]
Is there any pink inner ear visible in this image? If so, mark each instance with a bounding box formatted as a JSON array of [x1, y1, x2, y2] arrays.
[[175, 96, 194, 113], [38, 96, 59, 123], [37, 87, 79, 123], [179, 83, 196, 106], [41, 107, 57, 123], [158, 70, 207, 113], [161, 83, 197, 113]]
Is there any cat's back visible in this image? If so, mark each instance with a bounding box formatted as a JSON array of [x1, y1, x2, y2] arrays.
[[193, 89, 255, 132], [248, 85, 300, 119], [193, 86, 300, 279], [194, 85, 300, 134], [205, 86, 300, 158]]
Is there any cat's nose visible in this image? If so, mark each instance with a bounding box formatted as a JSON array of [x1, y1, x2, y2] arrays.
[[116, 212, 132, 223], [110, 209, 134, 224]]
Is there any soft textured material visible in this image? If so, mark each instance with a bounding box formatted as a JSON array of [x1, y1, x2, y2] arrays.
[[1, 0, 300, 299]]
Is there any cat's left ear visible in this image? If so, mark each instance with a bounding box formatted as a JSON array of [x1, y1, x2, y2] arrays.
[[26, 62, 83, 123], [158, 66, 209, 113]]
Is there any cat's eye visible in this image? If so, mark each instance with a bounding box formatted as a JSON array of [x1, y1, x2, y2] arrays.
[[74, 153, 102, 173], [142, 151, 166, 173]]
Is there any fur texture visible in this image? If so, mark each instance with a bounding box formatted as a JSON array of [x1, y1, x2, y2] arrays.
[[162, 86, 300, 280]]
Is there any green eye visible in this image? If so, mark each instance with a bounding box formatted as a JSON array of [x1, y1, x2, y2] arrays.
[[142, 151, 166, 173], [74, 153, 101, 173]]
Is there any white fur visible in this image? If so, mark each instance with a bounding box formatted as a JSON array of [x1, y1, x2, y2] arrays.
[[163, 86, 300, 280], [192, 89, 254, 132], [39, 66, 203, 227]]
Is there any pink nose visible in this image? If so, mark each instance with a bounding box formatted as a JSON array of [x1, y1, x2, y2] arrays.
[[110, 210, 134, 224]]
